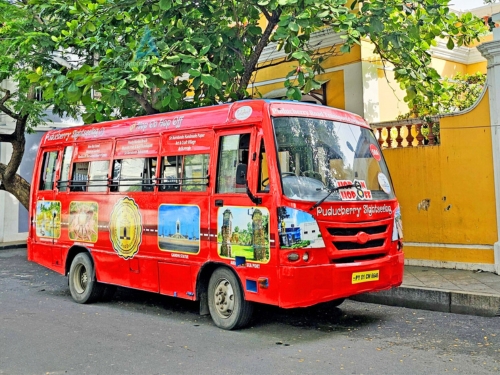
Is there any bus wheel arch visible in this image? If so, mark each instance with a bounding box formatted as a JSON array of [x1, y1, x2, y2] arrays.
[[67, 249, 104, 304], [65, 245, 91, 276], [206, 266, 254, 330], [196, 262, 221, 316]]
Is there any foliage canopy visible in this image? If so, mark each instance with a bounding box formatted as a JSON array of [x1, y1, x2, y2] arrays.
[[0, 0, 490, 209]]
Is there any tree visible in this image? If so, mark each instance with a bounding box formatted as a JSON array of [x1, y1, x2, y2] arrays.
[[0, 1, 71, 209], [397, 72, 486, 143], [1, 0, 488, 209]]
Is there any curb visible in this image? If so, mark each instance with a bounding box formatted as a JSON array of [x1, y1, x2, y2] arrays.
[[351, 286, 500, 317], [0, 242, 27, 251]]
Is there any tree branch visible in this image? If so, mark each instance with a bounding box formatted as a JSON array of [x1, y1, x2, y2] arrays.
[[128, 90, 160, 115], [238, 8, 282, 97], [0, 90, 20, 121], [0, 133, 16, 144]]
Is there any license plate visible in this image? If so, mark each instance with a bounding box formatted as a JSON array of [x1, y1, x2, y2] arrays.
[[352, 270, 379, 284]]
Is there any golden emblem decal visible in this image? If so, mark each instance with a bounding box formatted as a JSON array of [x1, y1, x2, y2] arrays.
[[109, 197, 142, 259]]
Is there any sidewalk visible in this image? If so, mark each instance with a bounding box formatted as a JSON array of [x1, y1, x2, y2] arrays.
[[1, 243, 499, 317], [353, 265, 500, 317]]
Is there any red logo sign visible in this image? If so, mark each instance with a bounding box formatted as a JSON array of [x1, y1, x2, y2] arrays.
[[370, 144, 381, 162]]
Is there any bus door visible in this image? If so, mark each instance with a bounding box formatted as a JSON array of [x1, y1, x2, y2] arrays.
[[32, 147, 63, 269], [211, 127, 274, 273]]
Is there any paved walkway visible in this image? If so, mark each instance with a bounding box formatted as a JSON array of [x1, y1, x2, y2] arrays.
[[354, 265, 500, 317], [403, 265, 500, 296]]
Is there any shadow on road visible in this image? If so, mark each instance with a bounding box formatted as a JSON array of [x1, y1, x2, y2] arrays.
[[107, 287, 381, 333]]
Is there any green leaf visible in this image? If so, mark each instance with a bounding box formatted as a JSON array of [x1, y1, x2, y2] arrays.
[[370, 18, 384, 33], [26, 73, 40, 83], [67, 82, 82, 102], [201, 74, 216, 86], [87, 22, 96, 32], [188, 68, 201, 77], [159, 0, 172, 10], [446, 37, 455, 50], [288, 22, 299, 32]]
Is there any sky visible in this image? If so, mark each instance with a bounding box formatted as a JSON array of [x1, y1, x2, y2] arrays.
[[449, 0, 489, 10]]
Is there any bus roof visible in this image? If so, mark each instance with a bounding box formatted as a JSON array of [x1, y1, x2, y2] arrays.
[[40, 100, 369, 147]]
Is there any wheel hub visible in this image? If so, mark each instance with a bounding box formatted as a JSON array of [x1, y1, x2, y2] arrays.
[[73, 264, 88, 294], [214, 278, 235, 319]]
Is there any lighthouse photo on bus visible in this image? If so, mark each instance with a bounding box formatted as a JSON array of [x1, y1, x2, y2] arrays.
[[158, 204, 201, 254]]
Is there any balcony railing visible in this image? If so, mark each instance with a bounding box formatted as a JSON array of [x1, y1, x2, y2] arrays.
[[371, 117, 439, 149]]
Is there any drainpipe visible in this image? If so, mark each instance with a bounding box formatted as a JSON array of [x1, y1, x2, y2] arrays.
[[478, 13, 500, 274]]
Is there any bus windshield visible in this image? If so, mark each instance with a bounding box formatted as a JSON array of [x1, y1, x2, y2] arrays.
[[273, 116, 395, 202]]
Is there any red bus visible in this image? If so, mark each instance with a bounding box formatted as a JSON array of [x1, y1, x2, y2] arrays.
[[28, 100, 404, 329]]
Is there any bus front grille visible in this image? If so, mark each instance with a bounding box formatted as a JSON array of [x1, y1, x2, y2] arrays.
[[327, 225, 387, 236], [333, 239, 385, 250]]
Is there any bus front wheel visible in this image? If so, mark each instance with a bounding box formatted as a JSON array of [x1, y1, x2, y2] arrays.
[[208, 268, 253, 330], [68, 252, 104, 304]]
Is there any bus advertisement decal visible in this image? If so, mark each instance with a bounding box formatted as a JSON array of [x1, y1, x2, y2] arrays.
[[109, 197, 143, 259], [217, 207, 270, 263], [336, 180, 373, 201], [158, 204, 201, 254], [35, 200, 61, 239], [278, 207, 325, 249], [68, 201, 99, 243]]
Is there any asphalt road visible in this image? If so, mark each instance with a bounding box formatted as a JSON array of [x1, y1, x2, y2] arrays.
[[1, 248, 499, 375]]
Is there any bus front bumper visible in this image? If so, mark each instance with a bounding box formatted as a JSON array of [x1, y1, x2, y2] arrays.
[[278, 252, 404, 308]]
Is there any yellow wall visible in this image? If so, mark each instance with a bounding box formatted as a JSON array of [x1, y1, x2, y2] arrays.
[[252, 45, 361, 109], [325, 70, 345, 109], [382, 91, 497, 265], [467, 62, 487, 75], [376, 68, 408, 121]]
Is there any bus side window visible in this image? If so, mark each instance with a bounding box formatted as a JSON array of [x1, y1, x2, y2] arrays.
[[39, 151, 59, 191], [58, 146, 73, 191], [217, 134, 250, 194], [159, 156, 181, 192], [258, 140, 270, 192], [183, 154, 209, 192], [159, 154, 209, 192], [111, 157, 156, 192], [70, 162, 89, 192], [87, 160, 109, 192]]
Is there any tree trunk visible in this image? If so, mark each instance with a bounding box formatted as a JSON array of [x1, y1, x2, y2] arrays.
[[0, 115, 31, 210]]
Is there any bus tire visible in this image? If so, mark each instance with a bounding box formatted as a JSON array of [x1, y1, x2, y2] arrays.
[[208, 267, 253, 330], [68, 253, 104, 304]]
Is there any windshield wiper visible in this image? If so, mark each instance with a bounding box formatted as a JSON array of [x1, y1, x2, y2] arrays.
[[310, 184, 354, 211]]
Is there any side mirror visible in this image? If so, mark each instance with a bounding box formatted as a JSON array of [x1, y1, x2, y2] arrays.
[[236, 163, 247, 185]]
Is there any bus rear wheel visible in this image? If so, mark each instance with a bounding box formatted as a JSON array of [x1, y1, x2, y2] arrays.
[[208, 268, 253, 330], [68, 253, 104, 304]]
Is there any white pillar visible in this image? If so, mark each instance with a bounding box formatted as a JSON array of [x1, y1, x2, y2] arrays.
[[478, 13, 500, 274]]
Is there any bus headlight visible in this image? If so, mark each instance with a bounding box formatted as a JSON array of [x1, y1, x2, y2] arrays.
[[302, 252, 309, 262]]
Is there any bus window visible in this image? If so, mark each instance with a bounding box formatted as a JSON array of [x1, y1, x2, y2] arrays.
[[258, 140, 269, 193], [88, 160, 109, 192], [159, 154, 209, 192], [39, 151, 59, 191], [111, 157, 156, 192], [58, 146, 73, 191], [217, 133, 250, 193], [160, 156, 180, 191], [183, 154, 209, 192], [70, 162, 89, 192]]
